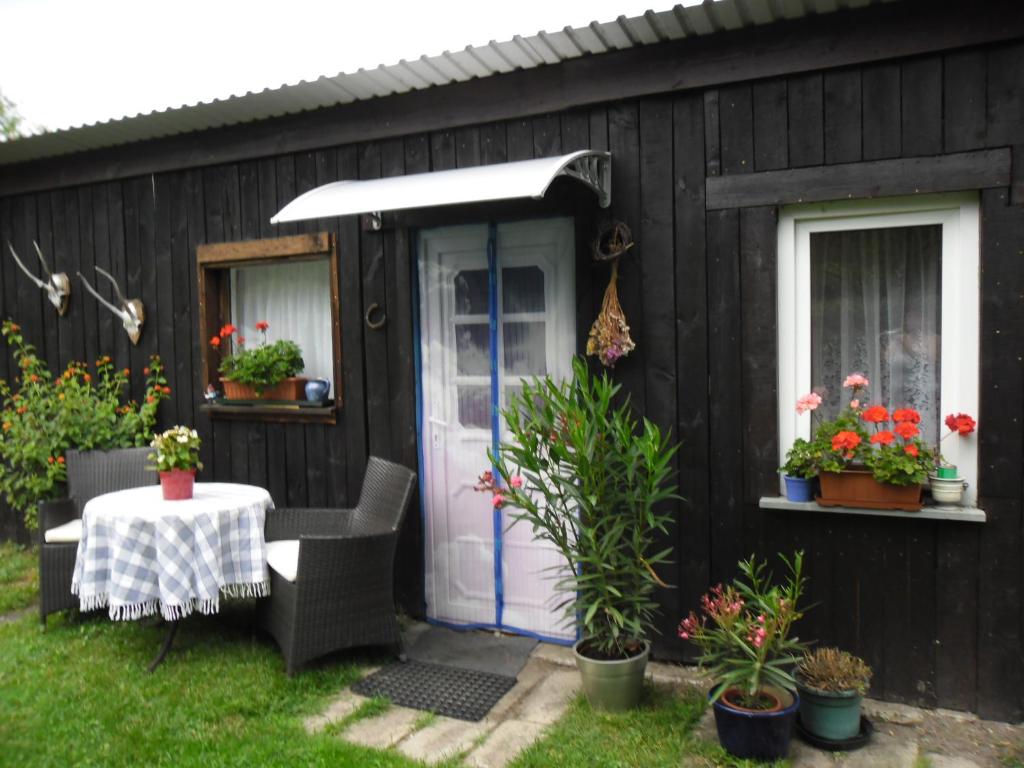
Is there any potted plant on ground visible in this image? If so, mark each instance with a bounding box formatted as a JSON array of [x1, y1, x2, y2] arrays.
[[212, 320, 306, 400], [787, 372, 936, 511], [929, 412, 976, 506], [478, 356, 679, 712], [679, 552, 808, 760], [149, 426, 203, 500], [795, 647, 872, 745]]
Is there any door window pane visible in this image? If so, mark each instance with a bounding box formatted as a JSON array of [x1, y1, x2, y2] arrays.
[[454, 269, 489, 315], [811, 224, 942, 443], [503, 321, 547, 376], [457, 386, 491, 429], [456, 323, 490, 376], [502, 266, 545, 313]]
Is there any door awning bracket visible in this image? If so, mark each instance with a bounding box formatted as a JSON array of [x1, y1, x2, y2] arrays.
[[270, 150, 611, 225]]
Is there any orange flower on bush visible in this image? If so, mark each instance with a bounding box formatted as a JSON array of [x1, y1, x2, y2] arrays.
[[870, 431, 895, 446], [219, 323, 237, 338], [57, 456, 64, 465], [210, 336, 221, 348], [860, 405, 889, 423], [831, 431, 861, 456], [255, 320, 269, 332], [892, 408, 920, 424], [894, 421, 919, 440], [944, 413, 976, 436], [905, 444, 919, 457]]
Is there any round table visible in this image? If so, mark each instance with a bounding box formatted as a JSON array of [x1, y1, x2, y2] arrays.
[[72, 482, 273, 668]]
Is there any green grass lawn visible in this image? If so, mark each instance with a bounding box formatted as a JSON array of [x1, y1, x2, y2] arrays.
[[0, 546, 765, 767], [0, 541, 38, 614]]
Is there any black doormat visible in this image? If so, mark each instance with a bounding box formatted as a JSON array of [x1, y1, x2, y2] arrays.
[[352, 660, 517, 722]]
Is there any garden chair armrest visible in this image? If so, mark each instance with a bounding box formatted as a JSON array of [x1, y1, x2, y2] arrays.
[[264, 507, 355, 541], [294, 531, 399, 589], [38, 498, 78, 533]]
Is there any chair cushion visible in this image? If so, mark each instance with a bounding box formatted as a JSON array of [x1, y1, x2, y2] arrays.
[[44, 519, 82, 544], [266, 539, 299, 583]]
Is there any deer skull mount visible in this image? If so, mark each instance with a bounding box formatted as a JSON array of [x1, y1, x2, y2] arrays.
[[6, 241, 71, 315], [78, 267, 145, 345]]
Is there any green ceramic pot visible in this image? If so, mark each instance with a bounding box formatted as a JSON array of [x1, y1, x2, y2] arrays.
[[573, 639, 649, 712], [936, 465, 959, 479], [796, 681, 862, 741]]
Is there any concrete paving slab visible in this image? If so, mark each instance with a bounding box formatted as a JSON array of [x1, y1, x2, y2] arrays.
[[465, 719, 548, 768], [923, 755, 983, 768], [529, 642, 575, 668], [511, 668, 580, 726], [839, 728, 918, 768], [304, 690, 366, 734], [398, 716, 492, 765], [863, 698, 925, 725], [344, 705, 421, 749], [486, 657, 550, 723]]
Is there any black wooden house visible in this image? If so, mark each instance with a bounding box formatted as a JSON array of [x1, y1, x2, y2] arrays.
[[1, 0, 1022, 721]]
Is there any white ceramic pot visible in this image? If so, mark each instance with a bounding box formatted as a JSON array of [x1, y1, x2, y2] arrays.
[[929, 475, 965, 506]]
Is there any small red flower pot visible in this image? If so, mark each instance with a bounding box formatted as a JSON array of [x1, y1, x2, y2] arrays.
[[160, 469, 196, 501]]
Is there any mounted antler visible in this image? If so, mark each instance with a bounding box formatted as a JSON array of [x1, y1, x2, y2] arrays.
[[78, 267, 145, 345], [6, 241, 71, 315]]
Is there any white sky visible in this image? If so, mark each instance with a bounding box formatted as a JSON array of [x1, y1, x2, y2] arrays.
[[0, 0, 700, 133]]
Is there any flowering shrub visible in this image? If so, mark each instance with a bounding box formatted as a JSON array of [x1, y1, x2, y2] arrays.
[[0, 320, 170, 528], [477, 356, 679, 659], [679, 552, 808, 708], [148, 426, 202, 473], [215, 321, 304, 394], [790, 372, 936, 486]]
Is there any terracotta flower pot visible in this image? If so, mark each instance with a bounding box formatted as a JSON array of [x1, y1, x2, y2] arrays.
[[817, 470, 922, 511], [160, 468, 196, 501], [221, 377, 307, 401]]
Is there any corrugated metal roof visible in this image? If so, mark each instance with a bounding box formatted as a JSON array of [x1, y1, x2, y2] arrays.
[[0, 0, 896, 167]]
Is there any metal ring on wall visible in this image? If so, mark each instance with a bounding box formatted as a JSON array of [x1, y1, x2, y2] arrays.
[[365, 302, 387, 330]]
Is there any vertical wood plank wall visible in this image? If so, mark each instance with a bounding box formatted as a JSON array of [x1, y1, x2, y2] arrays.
[[1, 41, 1022, 720]]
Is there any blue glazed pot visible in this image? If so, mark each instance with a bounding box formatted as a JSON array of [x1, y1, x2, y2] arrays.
[[784, 475, 814, 502], [304, 378, 330, 402], [710, 686, 799, 760]]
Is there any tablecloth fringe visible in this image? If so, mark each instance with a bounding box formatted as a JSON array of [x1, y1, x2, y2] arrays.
[[73, 580, 271, 622]]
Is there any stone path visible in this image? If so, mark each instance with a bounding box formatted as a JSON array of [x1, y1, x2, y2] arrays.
[[0, 605, 35, 625], [309, 632, 1022, 767]]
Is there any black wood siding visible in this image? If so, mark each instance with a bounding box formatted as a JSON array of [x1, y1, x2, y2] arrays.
[[1, 38, 1022, 721]]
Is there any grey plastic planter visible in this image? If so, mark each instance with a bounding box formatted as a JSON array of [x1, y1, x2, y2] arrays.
[[573, 639, 649, 712]]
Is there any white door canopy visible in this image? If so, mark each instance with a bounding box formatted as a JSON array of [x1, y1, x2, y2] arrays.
[[270, 150, 610, 224]]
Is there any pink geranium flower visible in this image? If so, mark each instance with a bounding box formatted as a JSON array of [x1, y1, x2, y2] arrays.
[[843, 372, 870, 390], [795, 392, 822, 415]]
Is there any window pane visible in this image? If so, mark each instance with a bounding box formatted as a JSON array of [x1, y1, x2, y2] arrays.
[[456, 323, 490, 375], [503, 321, 547, 376], [458, 386, 491, 429], [502, 266, 545, 313], [454, 269, 489, 315], [810, 224, 942, 443]]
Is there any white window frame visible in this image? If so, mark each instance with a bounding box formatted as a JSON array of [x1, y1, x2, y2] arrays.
[[777, 193, 980, 506]]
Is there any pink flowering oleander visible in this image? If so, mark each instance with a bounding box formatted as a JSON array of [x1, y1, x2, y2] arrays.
[[509, 475, 523, 489], [843, 372, 870, 389], [795, 392, 822, 415]]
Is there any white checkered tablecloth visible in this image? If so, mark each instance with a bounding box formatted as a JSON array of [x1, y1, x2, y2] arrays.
[[72, 483, 273, 621]]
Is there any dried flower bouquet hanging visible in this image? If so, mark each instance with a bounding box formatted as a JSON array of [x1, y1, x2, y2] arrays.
[[586, 222, 636, 368]]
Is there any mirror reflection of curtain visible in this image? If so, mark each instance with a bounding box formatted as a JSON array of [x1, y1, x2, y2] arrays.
[[230, 260, 333, 383], [810, 224, 942, 444]]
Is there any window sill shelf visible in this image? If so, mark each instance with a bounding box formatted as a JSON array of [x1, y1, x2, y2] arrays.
[[759, 496, 986, 523], [201, 403, 337, 425]]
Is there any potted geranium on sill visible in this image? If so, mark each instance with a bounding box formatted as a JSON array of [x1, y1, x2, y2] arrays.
[[478, 357, 680, 712], [679, 552, 808, 760], [929, 412, 976, 506], [212, 321, 306, 400], [149, 426, 203, 500], [795, 647, 872, 746], [789, 372, 935, 511]]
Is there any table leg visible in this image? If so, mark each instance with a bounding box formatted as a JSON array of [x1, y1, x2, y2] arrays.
[[147, 620, 180, 673]]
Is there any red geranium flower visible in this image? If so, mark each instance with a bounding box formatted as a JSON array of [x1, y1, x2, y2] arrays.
[[831, 430, 862, 453], [870, 431, 895, 445], [860, 405, 889, 423], [219, 324, 237, 338], [255, 320, 269, 332], [892, 408, 921, 424], [905, 444, 919, 457], [210, 336, 221, 348], [945, 413, 976, 436], [894, 421, 919, 440]]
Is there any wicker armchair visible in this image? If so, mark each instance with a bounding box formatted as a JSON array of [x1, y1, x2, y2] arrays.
[[257, 456, 417, 675], [38, 446, 154, 625]]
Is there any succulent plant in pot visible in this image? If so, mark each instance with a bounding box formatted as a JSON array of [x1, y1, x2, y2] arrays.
[[796, 647, 872, 743], [479, 357, 680, 712]]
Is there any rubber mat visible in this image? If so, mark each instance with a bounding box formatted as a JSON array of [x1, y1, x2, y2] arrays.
[[404, 625, 538, 678], [352, 660, 517, 722]]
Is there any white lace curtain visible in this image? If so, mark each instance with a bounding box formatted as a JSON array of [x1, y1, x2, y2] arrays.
[[230, 259, 334, 385], [810, 224, 942, 444]]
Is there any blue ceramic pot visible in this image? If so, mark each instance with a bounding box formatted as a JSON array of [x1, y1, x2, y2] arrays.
[[784, 475, 814, 502], [304, 378, 330, 402], [711, 686, 799, 761]]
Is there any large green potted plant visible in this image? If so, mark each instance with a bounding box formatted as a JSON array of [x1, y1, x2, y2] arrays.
[[213, 320, 306, 399], [479, 357, 679, 712], [679, 552, 808, 760], [795, 647, 872, 744]]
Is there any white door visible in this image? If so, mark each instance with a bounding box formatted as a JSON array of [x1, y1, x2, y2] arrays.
[[419, 218, 576, 641]]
